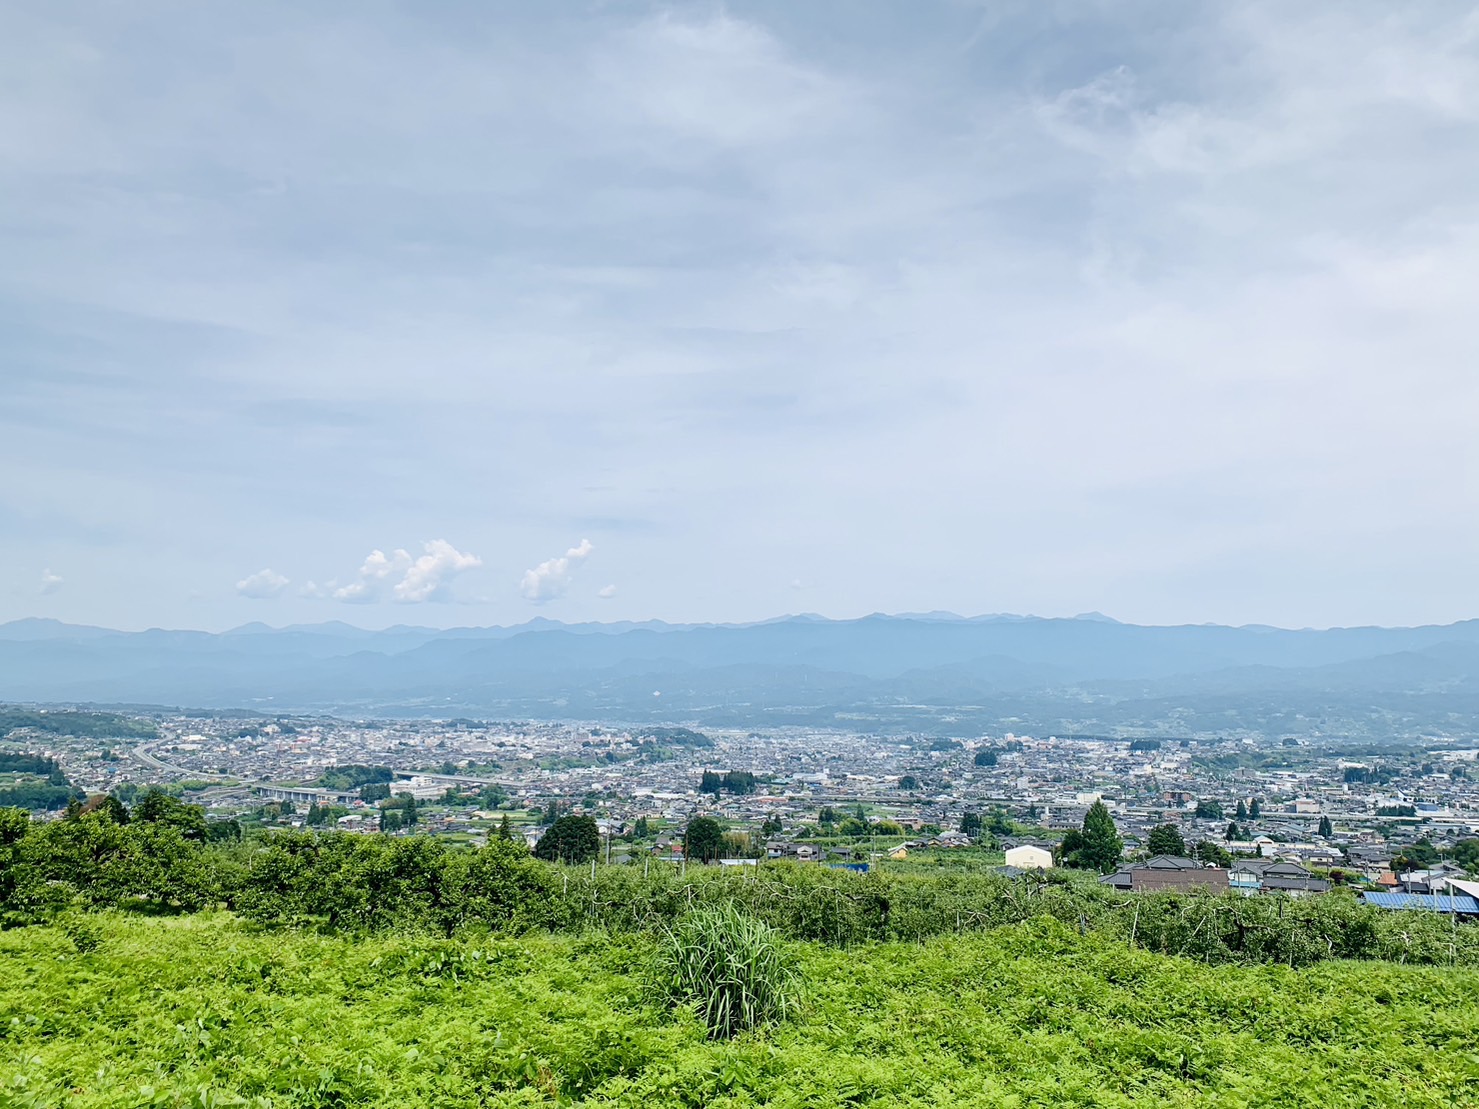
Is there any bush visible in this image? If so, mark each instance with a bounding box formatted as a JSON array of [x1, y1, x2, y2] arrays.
[[656, 904, 798, 1039]]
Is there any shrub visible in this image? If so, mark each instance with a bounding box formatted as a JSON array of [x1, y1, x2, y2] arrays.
[[656, 904, 798, 1039]]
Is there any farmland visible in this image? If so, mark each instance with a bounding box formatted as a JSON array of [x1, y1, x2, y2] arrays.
[[3, 912, 1477, 1108]]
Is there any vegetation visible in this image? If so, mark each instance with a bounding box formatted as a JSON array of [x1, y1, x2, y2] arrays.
[[0, 708, 156, 739], [699, 770, 757, 795], [535, 814, 600, 864], [316, 765, 394, 791], [655, 904, 798, 1039], [5, 806, 1478, 971], [683, 816, 725, 862], [1058, 800, 1124, 872], [1, 913, 1476, 1107], [1147, 823, 1188, 856]]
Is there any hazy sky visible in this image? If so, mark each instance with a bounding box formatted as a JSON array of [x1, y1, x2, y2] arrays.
[[5, 1, 1478, 631]]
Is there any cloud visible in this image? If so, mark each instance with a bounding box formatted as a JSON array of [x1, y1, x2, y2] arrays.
[[39, 569, 63, 595], [235, 568, 289, 599], [329, 540, 482, 603], [520, 539, 594, 603], [598, 584, 617, 599], [395, 539, 483, 603]]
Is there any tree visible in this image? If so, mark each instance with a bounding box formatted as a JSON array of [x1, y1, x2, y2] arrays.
[[1195, 840, 1232, 867], [760, 815, 783, 838], [543, 800, 559, 824], [1249, 798, 1262, 818], [360, 783, 391, 802], [534, 814, 600, 865], [818, 806, 837, 825], [132, 790, 208, 842], [959, 811, 983, 839], [1226, 822, 1241, 842], [1318, 815, 1333, 838], [684, 816, 725, 862], [1194, 800, 1223, 820], [1235, 799, 1248, 821], [496, 814, 513, 841], [1146, 824, 1187, 857], [898, 775, 919, 790], [1059, 801, 1122, 873], [973, 749, 997, 767], [633, 816, 650, 839]]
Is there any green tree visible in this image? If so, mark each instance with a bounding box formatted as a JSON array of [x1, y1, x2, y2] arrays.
[[898, 775, 919, 790], [496, 814, 513, 841], [1058, 801, 1122, 873], [1195, 840, 1232, 867], [1194, 799, 1223, 819], [959, 811, 983, 839], [1249, 798, 1261, 818], [684, 816, 725, 862], [1318, 815, 1333, 838], [1235, 799, 1249, 821], [534, 814, 600, 865], [973, 749, 997, 767], [633, 816, 650, 839], [818, 806, 837, 825], [1226, 821, 1241, 841], [132, 790, 208, 842], [1147, 824, 1187, 857]]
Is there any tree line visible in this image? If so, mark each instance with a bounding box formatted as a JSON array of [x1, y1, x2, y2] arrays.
[[2, 799, 1475, 969]]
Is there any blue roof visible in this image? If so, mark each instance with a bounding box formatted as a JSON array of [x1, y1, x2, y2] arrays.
[[1362, 892, 1479, 913]]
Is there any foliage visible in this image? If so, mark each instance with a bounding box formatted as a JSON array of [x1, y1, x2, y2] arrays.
[[699, 770, 757, 795], [0, 709, 156, 739], [1194, 799, 1224, 819], [972, 749, 997, 767], [2, 915, 1477, 1107], [1129, 738, 1162, 751], [360, 782, 391, 802], [1059, 801, 1123, 873], [133, 789, 209, 840], [655, 904, 799, 1039], [684, 817, 725, 862], [1146, 824, 1187, 857], [317, 765, 394, 791], [536, 815, 600, 865]]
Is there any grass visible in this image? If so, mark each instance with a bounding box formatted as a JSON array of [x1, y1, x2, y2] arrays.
[[2, 913, 1477, 1107], [655, 905, 798, 1039]]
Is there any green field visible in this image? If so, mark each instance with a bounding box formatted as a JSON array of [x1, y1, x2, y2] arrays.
[[3, 913, 1476, 1108]]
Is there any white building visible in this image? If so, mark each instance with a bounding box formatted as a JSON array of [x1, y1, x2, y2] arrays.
[[1004, 844, 1054, 870]]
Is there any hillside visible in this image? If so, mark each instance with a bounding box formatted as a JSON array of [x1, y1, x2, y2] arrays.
[[3, 913, 1475, 1107], [4, 614, 1479, 735]]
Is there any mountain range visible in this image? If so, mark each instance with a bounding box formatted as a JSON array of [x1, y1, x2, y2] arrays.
[[4, 613, 1479, 738]]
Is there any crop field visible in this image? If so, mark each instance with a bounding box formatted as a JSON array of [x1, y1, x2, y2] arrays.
[[3, 913, 1477, 1108]]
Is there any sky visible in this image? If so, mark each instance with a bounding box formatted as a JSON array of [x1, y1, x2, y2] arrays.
[[4, 1, 1478, 632]]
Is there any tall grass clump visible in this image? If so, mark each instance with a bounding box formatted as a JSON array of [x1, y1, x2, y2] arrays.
[[656, 903, 799, 1039]]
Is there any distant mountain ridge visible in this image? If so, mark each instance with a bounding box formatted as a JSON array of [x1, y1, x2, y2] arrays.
[[3, 613, 1478, 736]]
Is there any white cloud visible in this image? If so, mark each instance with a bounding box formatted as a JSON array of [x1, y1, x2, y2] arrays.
[[395, 539, 483, 603], [235, 568, 289, 599], [39, 569, 63, 595], [328, 540, 482, 603], [520, 539, 594, 603], [598, 583, 617, 599]]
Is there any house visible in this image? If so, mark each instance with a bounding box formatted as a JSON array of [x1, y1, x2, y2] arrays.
[[1227, 858, 1330, 897], [1004, 844, 1054, 870], [1398, 862, 1466, 894], [1101, 855, 1229, 892]]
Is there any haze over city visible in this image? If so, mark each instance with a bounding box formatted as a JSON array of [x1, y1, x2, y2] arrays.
[[6, 1, 1478, 632]]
